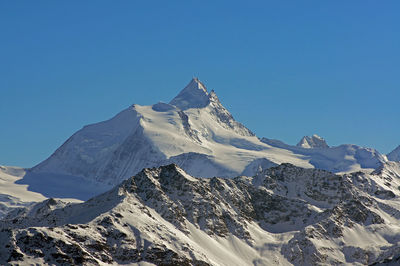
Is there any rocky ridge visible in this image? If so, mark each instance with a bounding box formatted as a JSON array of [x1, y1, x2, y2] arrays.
[[2, 162, 400, 265]]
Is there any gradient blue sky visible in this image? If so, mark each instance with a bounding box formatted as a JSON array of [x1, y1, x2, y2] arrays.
[[1, 1, 399, 167]]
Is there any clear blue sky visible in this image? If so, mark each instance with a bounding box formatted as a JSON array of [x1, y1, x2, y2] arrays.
[[1, 1, 399, 167]]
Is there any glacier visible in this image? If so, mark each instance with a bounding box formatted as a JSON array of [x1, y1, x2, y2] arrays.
[[28, 78, 387, 187]]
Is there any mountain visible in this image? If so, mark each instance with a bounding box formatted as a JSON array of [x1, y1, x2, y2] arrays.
[[0, 165, 103, 219], [28, 78, 386, 188], [388, 145, 400, 162], [2, 163, 400, 265], [296, 134, 329, 149], [261, 137, 385, 173]]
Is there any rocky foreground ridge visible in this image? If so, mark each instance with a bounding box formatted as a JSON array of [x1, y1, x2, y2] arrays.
[[1, 163, 400, 265]]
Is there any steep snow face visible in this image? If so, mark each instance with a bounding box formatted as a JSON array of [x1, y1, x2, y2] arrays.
[[297, 134, 329, 149], [32, 107, 142, 180], [388, 145, 400, 162], [30, 78, 386, 186], [169, 77, 210, 110], [3, 163, 400, 265], [30, 78, 309, 185]]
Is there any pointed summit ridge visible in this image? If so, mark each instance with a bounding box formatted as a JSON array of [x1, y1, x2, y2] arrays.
[[388, 145, 400, 162], [169, 78, 210, 110]]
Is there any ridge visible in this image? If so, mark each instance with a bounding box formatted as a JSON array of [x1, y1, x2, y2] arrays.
[[169, 78, 210, 110], [388, 145, 400, 162], [296, 134, 329, 149]]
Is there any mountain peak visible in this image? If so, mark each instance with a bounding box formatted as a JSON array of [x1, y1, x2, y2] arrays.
[[191, 77, 207, 91], [297, 134, 329, 149], [387, 145, 400, 162], [169, 78, 210, 110]]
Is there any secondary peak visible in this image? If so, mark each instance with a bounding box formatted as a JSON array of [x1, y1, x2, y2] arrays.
[[297, 134, 329, 149]]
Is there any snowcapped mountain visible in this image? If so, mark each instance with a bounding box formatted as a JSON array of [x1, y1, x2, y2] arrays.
[[388, 145, 400, 162], [1, 77, 398, 265], [169, 77, 213, 110], [296, 134, 329, 149], [29, 78, 386, 187], [2, 163, 400, 265], [261, 137, 386, 174]]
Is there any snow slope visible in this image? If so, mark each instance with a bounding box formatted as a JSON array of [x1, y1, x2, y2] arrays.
[[388, 145, 400, 162], [0, 166, 84, 218], [30, 78, 387, 186], [261, 137, 386, 173], [2, 163, 400, 265]]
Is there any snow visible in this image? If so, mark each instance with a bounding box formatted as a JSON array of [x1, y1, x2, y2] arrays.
[[388, 145, 400, 162], [186, 222, 259, 266], [0, 166, 83, 218], [30, 78, 322, 186], [26, 78, 387, 187], [0, 78, 393, 220], [169, 77, 210, 110], [263, 138, 385, 173], [3, 163, 400, 265], [1, 78, 399, 265], [0, 166, 44, 202], [32, 106, 142, 181], [297, 134, 329, 149]]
